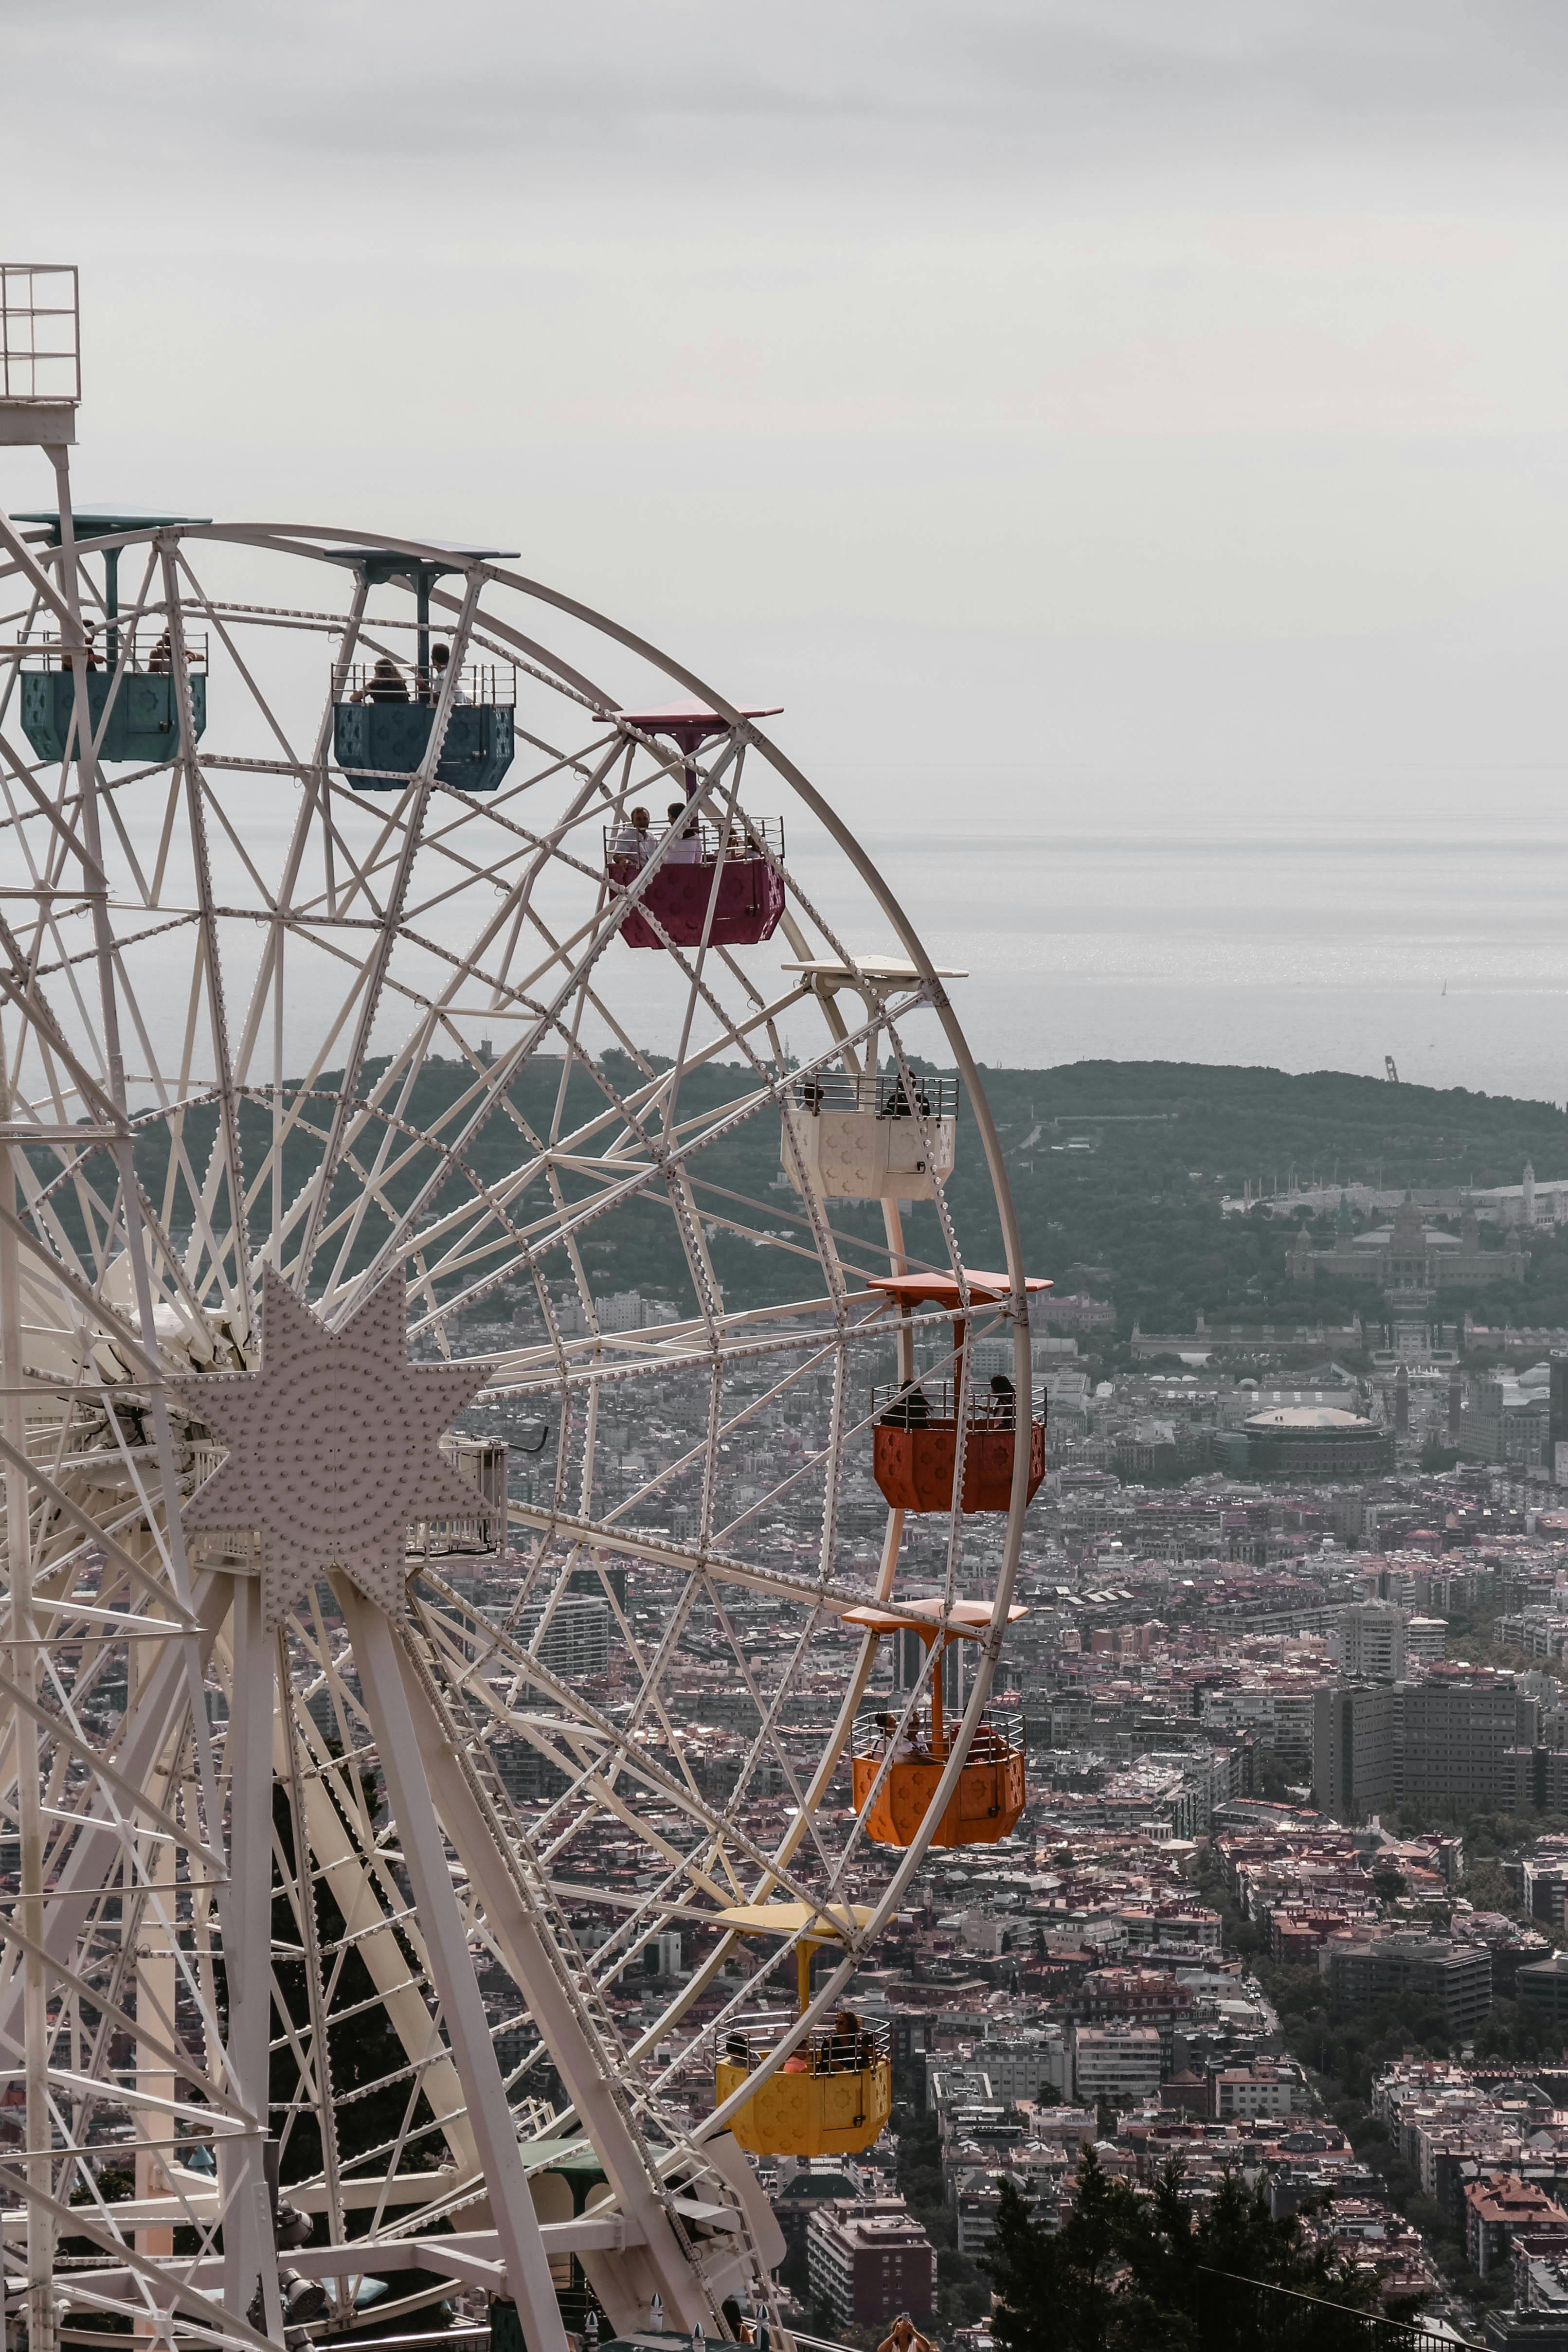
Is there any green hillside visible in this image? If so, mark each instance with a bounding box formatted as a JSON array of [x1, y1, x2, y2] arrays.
[[73, 1058, 1568, 1358], [961, 1061, 1568, 1356]]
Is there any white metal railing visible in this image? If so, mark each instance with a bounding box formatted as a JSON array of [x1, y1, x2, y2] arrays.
[[18, 627, 209, 673], [720, 2017, 889, 2077], [338, 657, 516, 707], [851, 1704, 1022, 1765], [0, 263, 80, 403], [872, 1377, 1047, 1429], [787, 1072, 957, 1119], [604, 814, 785, 865]]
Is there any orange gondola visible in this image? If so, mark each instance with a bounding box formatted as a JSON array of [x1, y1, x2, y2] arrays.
[[843, 1598, 1029, 1848], [867, 1270, 1051, 1514]]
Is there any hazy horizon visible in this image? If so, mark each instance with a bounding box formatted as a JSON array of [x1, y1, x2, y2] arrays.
[[6, 2, 1568, 1088]]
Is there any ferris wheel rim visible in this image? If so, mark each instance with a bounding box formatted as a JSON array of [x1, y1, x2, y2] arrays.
[[0, 498, 1044, 2331], [5, 499, 1039, 1886]]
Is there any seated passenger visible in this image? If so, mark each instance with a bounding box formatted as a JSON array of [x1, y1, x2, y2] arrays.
[[831, 2009, 865, 2071], [430, 642, 471, 704], [984, 1372, 1017, 1426], [795, 1075, 825, 1113], [665, 800, 703, 863], [879, 1383, 932, 1430], [611, 805, 652, 862], [884, 1076, 931, 1119], [147, 631, 172, 674], [780, 2048, 809, 2075], [874, 1709, 924, 1762], [354, 656, 409, 704], [725, 2030, 751, 2068], [67, 622, 100, 672]]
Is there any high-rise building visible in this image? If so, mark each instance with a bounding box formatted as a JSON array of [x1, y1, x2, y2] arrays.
[[510, 1595, 613, 1680], [1551, 1357, 1568, 1486], [1324, 1935, 1491, 2033], [1333, 1602, 1407, 1683], [1402, 1670, 1538, 1809], [1464, 1376, 1550, 1467], [1313, 1682, 1401, 1823], [1318, 1670, 1546, 1821], [1503, 1747, 1568, 1814]]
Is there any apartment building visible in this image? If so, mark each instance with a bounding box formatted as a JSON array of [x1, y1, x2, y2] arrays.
[[1071, 2026, 1163, 2110], [1211, 2062, 1310, 2121], [1332, 1602, 1408, 1683], [1324, 1935, 1492, 2036], [807, 2196, 937, 2328]]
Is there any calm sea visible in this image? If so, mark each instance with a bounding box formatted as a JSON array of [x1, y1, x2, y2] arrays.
[[106, 785, 1568, 1111], [785, 817, 1568, 1106]]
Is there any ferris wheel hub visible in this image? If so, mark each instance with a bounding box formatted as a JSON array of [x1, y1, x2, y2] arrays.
[[171, 1265, 491, 1625]]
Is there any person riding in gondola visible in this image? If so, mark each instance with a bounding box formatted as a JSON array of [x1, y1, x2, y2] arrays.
[[352, 655, 409, 705], [878, 1382, 932, 1430]]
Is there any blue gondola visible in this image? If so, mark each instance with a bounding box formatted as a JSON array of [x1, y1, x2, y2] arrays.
[[326, 546, 519, 795], [12, 507, 210, 766]]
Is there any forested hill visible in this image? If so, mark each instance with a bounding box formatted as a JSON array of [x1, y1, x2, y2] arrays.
[[959, 1061, 1568, 1356], [108, 1058, 1568, 1355]]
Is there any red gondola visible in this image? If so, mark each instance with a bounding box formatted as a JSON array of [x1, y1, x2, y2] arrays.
[[605, 700, 787, 951], [605, 818, 786, 950]]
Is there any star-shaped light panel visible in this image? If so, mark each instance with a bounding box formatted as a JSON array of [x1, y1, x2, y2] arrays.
[[171, 1267, 492, 1628]]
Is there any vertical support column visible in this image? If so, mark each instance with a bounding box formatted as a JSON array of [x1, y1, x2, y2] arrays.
[[104, 543, 120, 675], [132, 1613, 177, 2342], [342, 1588, 568, 2352], [1, 1118, 56, 2352], [415, 569, 430, 698], [221, 1577, 283, 2337]]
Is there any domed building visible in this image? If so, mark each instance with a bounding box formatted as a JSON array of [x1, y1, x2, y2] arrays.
[[1239, 1404, 1393, 1480]]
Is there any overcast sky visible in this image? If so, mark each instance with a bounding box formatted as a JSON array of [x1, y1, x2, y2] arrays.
[[6, 0, 1568, 834]]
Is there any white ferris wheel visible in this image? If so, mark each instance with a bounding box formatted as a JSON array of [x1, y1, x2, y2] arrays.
[[0, 266, 1045, 2352]]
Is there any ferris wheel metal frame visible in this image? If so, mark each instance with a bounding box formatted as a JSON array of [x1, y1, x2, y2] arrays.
[[0, 264, 1041, 2352]]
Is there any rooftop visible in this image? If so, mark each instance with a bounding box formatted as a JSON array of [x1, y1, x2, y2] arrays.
[[1243, 1407, 1375, 1432]]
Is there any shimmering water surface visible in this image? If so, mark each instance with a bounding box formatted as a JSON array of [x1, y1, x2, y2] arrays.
[[785, 816, 1568, 1101]]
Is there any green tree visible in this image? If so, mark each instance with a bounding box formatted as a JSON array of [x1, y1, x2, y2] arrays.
[[988, 2155, 1385, 2352], [988, 2158, 1153, 2352]]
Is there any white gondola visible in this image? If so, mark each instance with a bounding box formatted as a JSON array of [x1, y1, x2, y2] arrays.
[[781, 1071, 957, 1199]]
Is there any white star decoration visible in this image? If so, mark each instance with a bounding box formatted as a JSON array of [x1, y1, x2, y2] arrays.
[[170, 1266, 492, 1629]]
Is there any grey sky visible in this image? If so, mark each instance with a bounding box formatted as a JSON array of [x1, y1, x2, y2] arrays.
[[5, 1, 1568, 831]]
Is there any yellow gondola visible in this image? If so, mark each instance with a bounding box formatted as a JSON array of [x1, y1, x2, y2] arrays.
[[712, 1903, 891, 2157]]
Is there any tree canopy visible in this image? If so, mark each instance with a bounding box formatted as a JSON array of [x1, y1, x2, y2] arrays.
[[986, 2152, 1386, 2352]]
